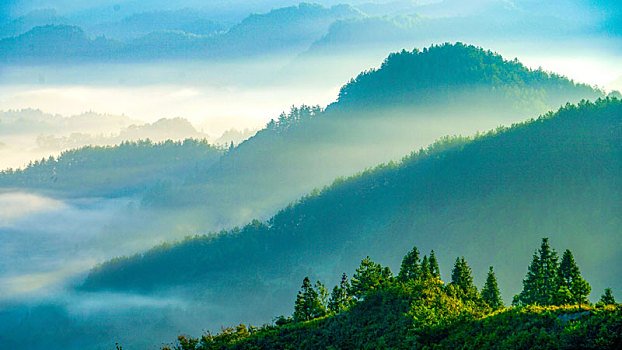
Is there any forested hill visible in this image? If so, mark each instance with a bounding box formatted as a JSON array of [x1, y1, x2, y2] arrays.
[[82, 98, 622, 314], [0, 139, 222, 197], [148, 44, 604, 221], [331, 42, 599, 114]]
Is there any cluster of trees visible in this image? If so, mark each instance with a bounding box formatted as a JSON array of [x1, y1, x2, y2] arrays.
[[514, 238, 592, 307], [164, 238, 618, 350], [0, 138, 222, 197], [291, 237, 616, 326], [265, 105, 323, 134], [333, 43, 601, 115], [291, 246, 506, 324]]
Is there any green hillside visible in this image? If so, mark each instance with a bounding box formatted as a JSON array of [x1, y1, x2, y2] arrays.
[[82, 98, 622, 314], [333, 42, 598, 114], [145, 43, 604, 221], [162, 237, 621, 350], [0, 139, 222, 197]]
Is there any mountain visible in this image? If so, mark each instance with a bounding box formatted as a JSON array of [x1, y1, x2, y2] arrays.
[[34, 117, 210, 151], [211, 3, 362, 57], [0, 109, 137, 136], [0, 24, 121, 63], [142, 43, 602, 223], [0, 8, 68, 39], [0, 3, 363, 63], [0, 139, 222, 198], [82, 97, 622, 320], [88, 9, 228, 41], [0, 43, 603, 228]]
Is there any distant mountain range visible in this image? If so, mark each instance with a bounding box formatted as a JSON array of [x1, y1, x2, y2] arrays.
[[1, 1, 620, 63], [0, 3, 363, 62]]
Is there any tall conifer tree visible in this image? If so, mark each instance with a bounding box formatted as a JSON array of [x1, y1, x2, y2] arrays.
[[328, 273, 352, 313], [351, 256, 392, 299], [397, 246, 421, 282], [421, 255, 431, 280], [599, 288, 616, 305], [450, 256, 477, 299], [294, 277, 326, 321], [556, 249, 591, 306], [481, 266, 503, 309], [428, 250, 441, 279], [514, 238, 559, 306]]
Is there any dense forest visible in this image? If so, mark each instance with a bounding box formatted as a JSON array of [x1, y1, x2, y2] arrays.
[[82, 98, 622, 318], [0, 139, 222, 197], [162, 238, 620, 349], [332, 42, 599, 114]]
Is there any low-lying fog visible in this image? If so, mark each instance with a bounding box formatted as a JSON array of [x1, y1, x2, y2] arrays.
[[0, 191, 265, 349]]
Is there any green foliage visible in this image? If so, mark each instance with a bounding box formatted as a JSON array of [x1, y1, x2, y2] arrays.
[[294, 277, 327, 322], [350, 256, 393, 299], [428, 250, 440, 280], [599, 288, 616, 305], [515, 238, 560, 306], [397, 245, 421, 283], [423, 305, 622, 349], [327, 273, 352, 314], [450, 256, 478, 300], [335, 43, 601, 115], [82, 98, 622, 297], [164, 244, 622, 350], [481, 266, 503, 310], [557, 249, 591, 306], [0, 138, 222, 197], [421, 255, 431, 280]]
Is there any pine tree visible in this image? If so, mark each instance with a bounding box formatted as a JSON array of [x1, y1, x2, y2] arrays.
[[350, 256, 393, 299], [421, 255, 431, 280], [328, 273, 352, 313], [315, 280, 329, 309], [481, 266, 503, 309], [428, 250, 441, 279], [450, 256, 477, 299], [514, 238, 559, 306], [397, 246, 421, 282], [572, 277, 591, 307], [599, 288, 616, 305], [556, 249, 591, 305], [557, 249, 579, 287], [293, 277, 326, 322]]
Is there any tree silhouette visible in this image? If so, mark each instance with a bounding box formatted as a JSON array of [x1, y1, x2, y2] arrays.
[[294, 277, 326, 321], [450, 256, 478, 299], [397, 245, 421, 283], [481, 266, 503, 309], [350, 256, 392, 299], [514, 238, 559, 306]]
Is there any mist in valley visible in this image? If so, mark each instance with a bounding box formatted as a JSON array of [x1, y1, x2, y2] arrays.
[[0, 0, 621, 349]]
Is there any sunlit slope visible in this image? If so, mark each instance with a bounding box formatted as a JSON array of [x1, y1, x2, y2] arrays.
[[152, 43, 603, 218], [83, 98, 622, 307]]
